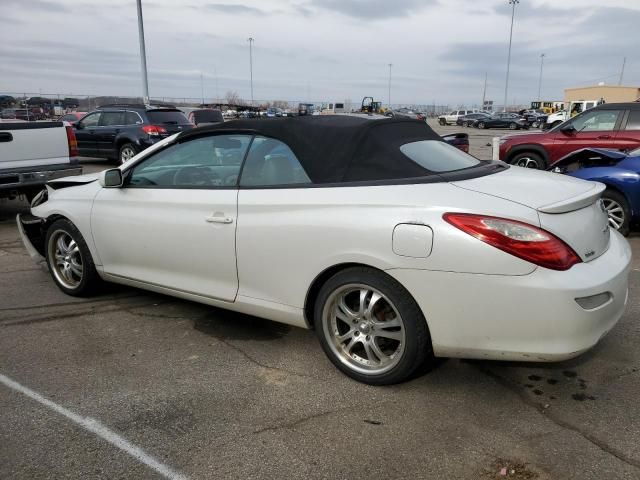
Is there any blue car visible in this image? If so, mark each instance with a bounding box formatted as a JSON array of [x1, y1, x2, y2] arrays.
[[550, 147, 640, 236]]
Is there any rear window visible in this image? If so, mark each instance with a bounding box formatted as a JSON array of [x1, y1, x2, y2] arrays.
[[146, 110, 190, 125], [400, 140, 481, 173], [193, 110, 223, 123]]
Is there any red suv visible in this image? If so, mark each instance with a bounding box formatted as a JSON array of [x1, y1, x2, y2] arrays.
[[499, 103, 640, 169]]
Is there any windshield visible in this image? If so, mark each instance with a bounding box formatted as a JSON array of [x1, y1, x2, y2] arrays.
[[147, 110, 190, 125], [400, 140, 481, 172]]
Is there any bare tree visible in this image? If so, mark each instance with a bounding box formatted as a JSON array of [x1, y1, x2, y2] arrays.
[[224, 91, 245, 106], [271, 100, 290, 109]]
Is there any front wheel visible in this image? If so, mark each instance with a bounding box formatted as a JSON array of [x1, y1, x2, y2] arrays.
[[45, 219, 101, 296], [509, 122, 518, 130], [439, 118, 446, 126], [478, 122, 486, 129], [510, 151, 546, 170], [314, 267, 433, 385], [602, 189, 630, 236]]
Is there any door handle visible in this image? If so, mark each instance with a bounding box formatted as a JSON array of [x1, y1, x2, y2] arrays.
[[597, 135, 611, 139], [0, 132, 13, 142], [205, 215, 233, 224]]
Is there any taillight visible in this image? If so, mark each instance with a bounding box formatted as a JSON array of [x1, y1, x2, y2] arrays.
[[142, 125, 167, 136], [65, 125, 79, 157], [443, 213, 581, 271]]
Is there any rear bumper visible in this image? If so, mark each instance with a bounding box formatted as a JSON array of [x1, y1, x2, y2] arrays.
[[388, 230, 632, 362], [0, 164, 82, 191]]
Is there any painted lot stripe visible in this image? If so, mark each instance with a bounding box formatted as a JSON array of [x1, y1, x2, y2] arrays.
[[0, 373, 188, 480]]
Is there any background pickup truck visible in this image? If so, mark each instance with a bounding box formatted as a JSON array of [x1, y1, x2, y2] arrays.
[[0, 121, 82, 201]]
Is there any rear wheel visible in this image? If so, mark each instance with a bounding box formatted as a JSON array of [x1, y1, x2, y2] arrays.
[[119, 143, 138, 165], [45, 219, 101, 296], [602, 189, 630, 236], [463, 121, 469, 127], [478, 122, 486, 129], [509, 122, 518, 130], [510, 151, 546, 170], [314, 267, 432, 385]]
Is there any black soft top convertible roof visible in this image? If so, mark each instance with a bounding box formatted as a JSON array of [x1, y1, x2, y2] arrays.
[[178, 115, 444, 183]]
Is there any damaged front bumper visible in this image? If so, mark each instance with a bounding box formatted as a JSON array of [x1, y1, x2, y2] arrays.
[[16, 213, 46, 262]]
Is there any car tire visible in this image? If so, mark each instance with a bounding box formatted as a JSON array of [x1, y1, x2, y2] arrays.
[[440, 118, 447, 126], [119, 143, 139, 165], [478, 122, 486, 129], [314, 267, 433, 385], [510, 151, 547, 170], [463, 121, 469, 128], [45, 219, 101, 296], [509, 122, 518, 130], [602, 189, 631, 236]]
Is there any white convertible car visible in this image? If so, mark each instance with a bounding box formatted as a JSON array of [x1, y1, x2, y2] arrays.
[[18, 116, 631, 385]]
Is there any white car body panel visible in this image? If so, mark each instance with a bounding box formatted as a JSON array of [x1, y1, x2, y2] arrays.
[[91, 187, 239, 302], [27, 131, 632, 362]]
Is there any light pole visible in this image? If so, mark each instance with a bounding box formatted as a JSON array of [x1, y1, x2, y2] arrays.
[[136, 0, 150, 104], [503, 0, 518, 112], [537, 53, 545, 102], [200, 71, 204, 105], [248, 37, 254, 106], [388, 63, 393, 109]]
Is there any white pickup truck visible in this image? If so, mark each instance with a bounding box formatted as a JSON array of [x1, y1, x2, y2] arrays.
[[0, 121, 82, 201]]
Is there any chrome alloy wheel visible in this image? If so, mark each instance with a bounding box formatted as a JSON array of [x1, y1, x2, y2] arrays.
[[120, 146, 136, 163], [322, 284, 406, 375], [603, 198, 625, 231], [515, 157, 540, 169], [48, 230, 83, 289]]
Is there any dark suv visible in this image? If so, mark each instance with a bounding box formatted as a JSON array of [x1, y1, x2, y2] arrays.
[[73, 104, 193, 164]]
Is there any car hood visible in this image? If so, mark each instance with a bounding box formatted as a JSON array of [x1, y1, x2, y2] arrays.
[[47, 173, 99, 190], [451, 166, 605, 214], [501, 131, 545, 142]]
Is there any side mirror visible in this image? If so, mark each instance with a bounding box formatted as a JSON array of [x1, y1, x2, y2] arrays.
[[560, 124, 576, 135], [98, 168, 123, 188], [75, 122, 83, 130]]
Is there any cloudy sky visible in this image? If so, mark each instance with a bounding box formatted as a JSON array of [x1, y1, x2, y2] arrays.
[[1, 0, 638, 107]]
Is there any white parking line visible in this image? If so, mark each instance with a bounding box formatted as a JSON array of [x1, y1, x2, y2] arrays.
[[0, 373, 188, 480]]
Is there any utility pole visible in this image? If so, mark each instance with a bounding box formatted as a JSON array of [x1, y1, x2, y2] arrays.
[[537, 53, 545, 102], [248, 37, 254, 106], [388, 63, 393, 109], [136, 0, 150, 104], [503, 0, 519, 112], [481, 72, 488, 111], [619, 57, 626, 85]]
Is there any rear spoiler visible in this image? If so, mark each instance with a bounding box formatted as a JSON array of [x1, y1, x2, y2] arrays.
[[537, 182, 606, 214]]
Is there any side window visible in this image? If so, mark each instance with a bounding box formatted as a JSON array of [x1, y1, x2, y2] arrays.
[[457, 110, 465, 116], [80, 112, 101, 127], [100, 111, 124, 126], [240, 136, 311, 187], [625, 111, 640, 130], [125, 111, 142, 125], [127, 134, 252, 188], [571, 110, 621, 132]]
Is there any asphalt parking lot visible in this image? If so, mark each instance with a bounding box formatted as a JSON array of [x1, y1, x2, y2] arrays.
[[1, 126, 639, 479]]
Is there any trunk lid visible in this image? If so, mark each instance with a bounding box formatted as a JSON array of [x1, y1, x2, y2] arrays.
[[452, 166, 610, 262]]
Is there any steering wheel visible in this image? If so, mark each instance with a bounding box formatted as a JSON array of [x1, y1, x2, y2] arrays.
[[173, 166, 219, 186]]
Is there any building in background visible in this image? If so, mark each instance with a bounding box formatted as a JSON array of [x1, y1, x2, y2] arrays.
[[564, 85, 640, 104]]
